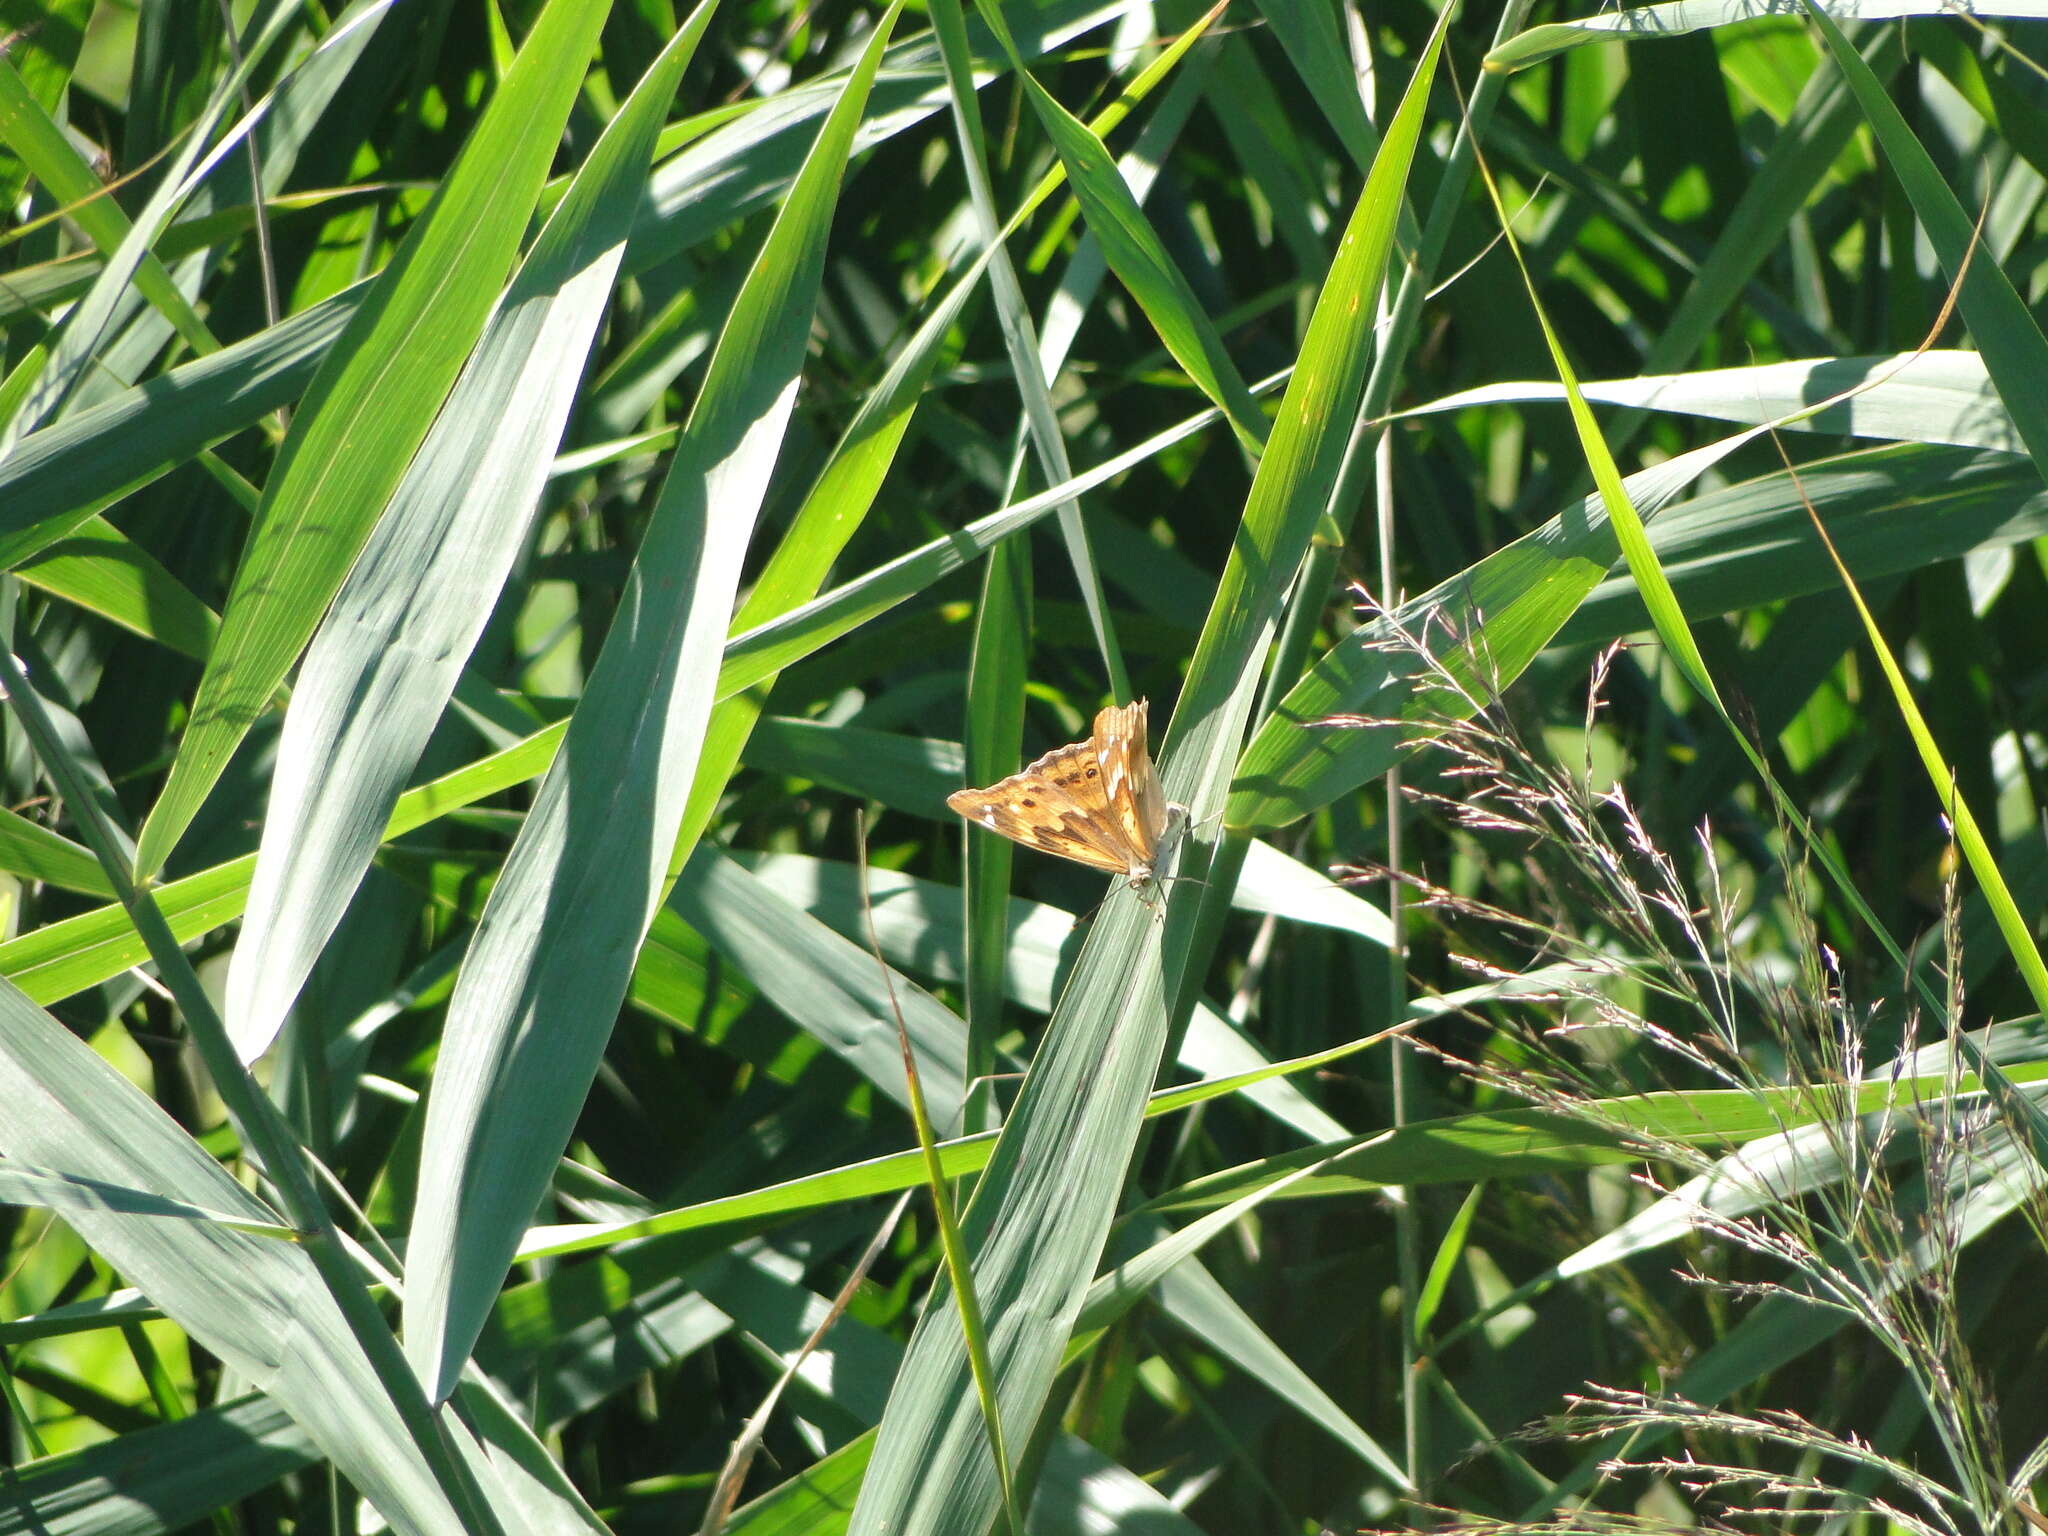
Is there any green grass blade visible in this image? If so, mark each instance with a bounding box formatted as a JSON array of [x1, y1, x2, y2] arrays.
[[0, 287, 364, 568], [0, 980, 491, 1535], [1485, 0, 2009, 73], [736, 849, 1355, 1142], [1160, 7, 1446, 812], [716, 385, 1249, 694], [1477, 131, 1730, 714], [506, 1043, 2045, 1275], [735, 845, 1357, 1142], [1229, 432, 1760, 831], [1160, 1250, 1410, 1483], [993, 5, 1266, 454], [3, 0, 340, 442], [1557, 443, 2045, 644], [1069, 1176, 1408, 1484], [960, 538, 1031, 1133], [629, 1, 1117, 270], [0, 1395, 315, 1536], [1402, 351, 2016, 452], [937, 0, 1124, 700], [1151, 1060, 2048, 1214], [0, 1163, 295, 1234], [224, 5, 716, 1064], [1801, 0, 2048, 477], [16, 520, 218, 660], [132, 0, 612, 877], [1800, 484, 2048, 1015], [844, 15, 1450, 1533], [404, 5, 900, 1403], [1252, 0, 1381, 173], [0, 57, 216, 386], [667, 848, 970, 1124], [694, 1251, 1212, 1536], [0, 805, 111, 897], [1555, 1026, 2048, 1285]]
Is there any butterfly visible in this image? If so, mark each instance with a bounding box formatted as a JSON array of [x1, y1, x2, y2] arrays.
[[947, 699, 1189, 897]]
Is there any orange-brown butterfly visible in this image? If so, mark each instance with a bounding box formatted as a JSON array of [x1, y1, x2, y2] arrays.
[[946, 699, 1188, 897]]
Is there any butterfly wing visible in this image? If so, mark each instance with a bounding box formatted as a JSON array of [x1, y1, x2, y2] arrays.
[[946, 740, 1143, 874], [1091, 699, 1169, 856]]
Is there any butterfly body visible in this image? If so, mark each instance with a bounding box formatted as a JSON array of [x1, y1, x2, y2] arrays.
[[947, 700, 1188, 896]]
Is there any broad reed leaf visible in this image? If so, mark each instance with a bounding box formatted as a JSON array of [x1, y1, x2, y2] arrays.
[[0, 56, 215, 403], [133, 0, 611, 877], [1557, 1022, 2048, 1282], [0, 1162, 293, 1233], [1558, 443, 2048, 643], [1486, 0, 2045, 73], [999, 12, 1267, 454], [667, 848, 970, 1125], [735, 849, 1355, 1142], [16, 520, 217, 659], [0, 978, 529, 1535], [1405, 351, 2018, 452], [225, 4, 716, 1062], [404, 6, 900, 1402], [1230, 433, 1760, 831], [1801, 0, 2048, 471], [1149, 1058, 2048, 1215], [846, 14, 1449, 1531], [0, 287, 364, 568], [0, 806, 110, 898], [0, 1395, 316, 1536]]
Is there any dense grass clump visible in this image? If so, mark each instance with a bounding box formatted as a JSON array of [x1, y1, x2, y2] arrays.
[[2, 2, 2046, 1533]]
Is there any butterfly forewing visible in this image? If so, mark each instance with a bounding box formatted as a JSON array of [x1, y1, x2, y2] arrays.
[[1089, 700, 1169, 855], [947, 698, 1181, 890], [945, 740, 1144, 874]]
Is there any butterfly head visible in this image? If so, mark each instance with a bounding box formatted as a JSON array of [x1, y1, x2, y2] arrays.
[[1126, 800, 1192, 903]]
